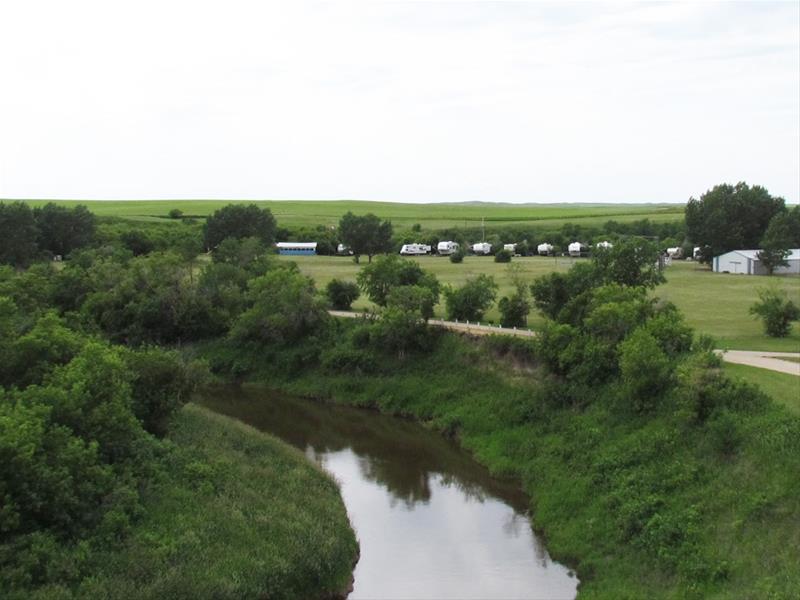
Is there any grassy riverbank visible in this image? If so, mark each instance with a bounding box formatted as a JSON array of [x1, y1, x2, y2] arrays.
[[72, 404, 358, 600], [202, 328, 800, 599]]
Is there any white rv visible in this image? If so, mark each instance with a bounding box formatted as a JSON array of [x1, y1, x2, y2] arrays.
[[692, 246, 702, 260], [503, 243, 517, 253], [537, 243, 554, 256], [568, 242, 588, 257], [437, 241, 460, 256], [471, 242, 493, 255], [336, 243, 352, 256], [596, 241, 613, 250], [666, 247, 683, 259], [400, 244, 432, 256]]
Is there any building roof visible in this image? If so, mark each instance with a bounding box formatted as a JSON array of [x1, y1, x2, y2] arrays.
[[276, 242, 317, 249], [717, 249, 800, 261]]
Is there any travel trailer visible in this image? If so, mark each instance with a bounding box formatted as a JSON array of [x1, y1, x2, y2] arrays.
[[400, 244, 432, 256], [568, 242, 588, 257], [437, 241, 460, 256], [471, 242, 493, 255], [537, 243, 554, 256]]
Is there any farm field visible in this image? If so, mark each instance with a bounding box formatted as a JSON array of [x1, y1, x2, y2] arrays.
[[13, 199, 684, 231], [281, 255, 800, 352]]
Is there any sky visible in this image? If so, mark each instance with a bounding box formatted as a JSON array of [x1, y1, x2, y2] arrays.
[[1, 1, 798, 204]]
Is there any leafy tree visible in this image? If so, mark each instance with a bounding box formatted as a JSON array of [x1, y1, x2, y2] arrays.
[[444, 274, 498, 321], [498, 264, 530, 327], [230, 268, 328, 345], [0, 201, 39, 267], [386, 284, 436, 321], [33, 203, 96, 257], [749, 287, 800, 337], [203, 204, 277, 250], [356, 254, 439, 307], [212, 236, 272, 274], [619, 328, 672, 413], [449, 248, 465, 263], [592, 238, 665, 288], [326, 279, 360, 310], [758, 211, 796, 275], [120, 229, 155, 256], [494, 249, 512, 263], [338, 212, 393, 263], [168, 208, 184, 219], [685, 182, 785, 263]]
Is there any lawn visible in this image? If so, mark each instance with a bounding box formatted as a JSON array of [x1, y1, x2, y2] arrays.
[[722, 363, 800, 416], [281, 254, 800, 352], [13, 199, 684, 231]]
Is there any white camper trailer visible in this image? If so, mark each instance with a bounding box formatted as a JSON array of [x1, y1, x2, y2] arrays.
[[437, 241, 460, 256], [693, 247, 702, 260], [666, 247, 683, 259], [471, 242, 493, 255], [400, 244, 432, 256], [596, 241, 613, 250], [568, 242, 588, 257], [336, 243, 352, 256], [503, 243, 517, 253], [537, 243, 554, 256]]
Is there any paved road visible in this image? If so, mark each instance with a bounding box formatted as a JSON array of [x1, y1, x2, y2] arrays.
[[715, 350, 800, 377], [329, 311, 800, 376]]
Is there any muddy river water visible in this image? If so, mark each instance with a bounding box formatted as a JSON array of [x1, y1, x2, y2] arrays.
[[200, 386, 578, 600]]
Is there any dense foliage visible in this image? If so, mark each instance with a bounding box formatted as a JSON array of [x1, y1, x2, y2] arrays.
[[326, 278, 361, 310], [444, 274, 499, 321], [203, 203, 277, 250], [749, 287, 800, 337], [685, 182, 786, 262], [338, 211, 393, 262], [356, 254, 440, 307]]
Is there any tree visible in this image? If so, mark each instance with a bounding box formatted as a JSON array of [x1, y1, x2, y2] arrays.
[[203, 204, 277, 250], [230, 269, 328, 345], [33, 203, 96, 257], [326, 279, 360, 310], [592, 238, 665, 288], [444, 274, 498, 321], [749, 287, 800, 337], [498, 264, 530, 327], [0, 202, 39, 267], [168, 208, 184, 219], [356, 254, 440, 307], [338, 212, 393, 263], [685, 182, 785, 263], [449, 248, 465, 263], [494, 249, 512, 263], [758, 212, 796, 275]]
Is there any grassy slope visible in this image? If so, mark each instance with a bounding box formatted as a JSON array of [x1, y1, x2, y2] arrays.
[[723, 363, 800, 416], [207, 332, 799, 599], [12, 199, 684, 231], [78, 404, 358, 600]]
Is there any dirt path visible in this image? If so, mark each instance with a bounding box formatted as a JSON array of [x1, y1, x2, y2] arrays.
[[328, 311, 799, 375]]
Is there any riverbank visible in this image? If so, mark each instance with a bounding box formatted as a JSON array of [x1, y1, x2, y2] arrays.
[[201, 328, 800, 599], [72, 404, 358, 600]]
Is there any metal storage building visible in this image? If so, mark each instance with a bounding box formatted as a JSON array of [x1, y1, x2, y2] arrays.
[[712, 249, 800, 275]]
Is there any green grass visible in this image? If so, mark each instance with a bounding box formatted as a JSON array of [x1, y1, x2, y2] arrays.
[[10, 199, 684, 231], [723, 363, 800, 416], [281, 255, 800, 351], [77, 403, 358, 600]]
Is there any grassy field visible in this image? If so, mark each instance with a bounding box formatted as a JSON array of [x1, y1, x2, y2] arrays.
[[12, 199, 684, 231], [280, 254, 800, 352], [723, 363, 800, 416], [77, 404, 358, 600]]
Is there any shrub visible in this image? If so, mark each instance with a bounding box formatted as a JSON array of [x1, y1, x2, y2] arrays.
[[326, 279, 360, 310], [168, 208, 184, 219], [618, 328, 673, 413], [498, 292, 530, 328], [444, 274, 498, 321], [449, 249, 465, 263], [356, 254, 439, 307], [320, 346, 377, 374], [494, 249, 512, 263], [749, 287, 800, 337]]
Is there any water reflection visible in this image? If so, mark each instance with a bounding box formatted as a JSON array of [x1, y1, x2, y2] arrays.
[[198, 385, 578, 600]]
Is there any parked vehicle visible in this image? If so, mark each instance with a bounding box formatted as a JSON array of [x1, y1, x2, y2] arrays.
[[568, 241, 588, 257], [471, 242, 493, 255], [400, 243, 432, 256], [537, 242, 554, 256], [437, 241, 460, 256]]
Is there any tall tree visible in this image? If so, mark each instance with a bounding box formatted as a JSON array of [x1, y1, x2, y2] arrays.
[[0, 202, 39, 267], [758, 211, 796, 275], [338, 212, 393, 263], [34, 203, 96, 257], [203, 204, 277, 250], [685, 182, 785, 263]]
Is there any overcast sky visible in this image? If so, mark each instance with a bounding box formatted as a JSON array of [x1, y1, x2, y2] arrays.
[[1, 1, 798, 204]]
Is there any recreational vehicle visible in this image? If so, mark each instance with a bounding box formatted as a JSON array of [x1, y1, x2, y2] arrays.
[[437, 241, 460, 256], [400, 244, 432, 256], [596, 241, 613, 250], [503, 243, 517, 253], [471, 242, 493, 255], [537, 243, 554, 256], [568, 242, 588, 257], [666, 247, 683, 259]]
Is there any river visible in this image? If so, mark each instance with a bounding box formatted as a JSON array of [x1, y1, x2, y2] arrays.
[[199, 385, 578, 600]]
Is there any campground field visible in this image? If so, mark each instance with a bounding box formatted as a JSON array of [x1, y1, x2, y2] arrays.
[[14, 199, 684, 231], [279, 255, 800, 353]]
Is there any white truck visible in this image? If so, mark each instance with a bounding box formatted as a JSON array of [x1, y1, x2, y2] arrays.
[[437, 241, 460, 256], [399, 243, 432, 256]]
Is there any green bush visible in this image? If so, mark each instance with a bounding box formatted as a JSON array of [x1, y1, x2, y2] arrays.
[[444, 274, 498, 321], [619, 328, 672, 413], [498, 292, 530, 328], [449, 249, 465, 263], [494, 249, 512, 263], [325, 279, 360, 310], [749, 286, 800, 337]]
